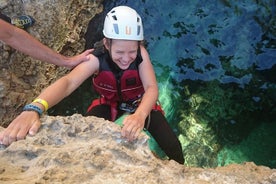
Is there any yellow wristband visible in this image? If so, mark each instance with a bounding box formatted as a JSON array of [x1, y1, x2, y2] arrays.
[[33, 98, 49, 111]]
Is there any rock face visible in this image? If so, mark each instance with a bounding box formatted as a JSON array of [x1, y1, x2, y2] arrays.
[[0, 115, 275, 184], [0, 0, 102, 126]]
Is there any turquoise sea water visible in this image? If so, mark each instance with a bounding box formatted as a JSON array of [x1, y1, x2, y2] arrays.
[[51, 0, 276, 168]]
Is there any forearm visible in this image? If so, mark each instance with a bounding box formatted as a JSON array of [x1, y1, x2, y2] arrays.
[[31, 77, 74, 112], [121, 85, 158, 141], [135, 85, 158, 119], [5, 28, 66, 66]]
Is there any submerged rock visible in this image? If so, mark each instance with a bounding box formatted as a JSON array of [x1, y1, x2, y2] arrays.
[[0, 114, 275, 184]]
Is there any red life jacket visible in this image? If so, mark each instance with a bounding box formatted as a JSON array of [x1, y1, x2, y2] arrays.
[[92, 55, 144, 103]]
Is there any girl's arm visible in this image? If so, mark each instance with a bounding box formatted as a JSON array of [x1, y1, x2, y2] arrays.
[[0, 54, 99, 145], [35, 54, 99, 110], [134, 46, 159, 119], [121, 46, 159, 141]]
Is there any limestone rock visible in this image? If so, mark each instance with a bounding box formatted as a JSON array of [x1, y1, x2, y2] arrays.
[[0, 115, 275, 184]]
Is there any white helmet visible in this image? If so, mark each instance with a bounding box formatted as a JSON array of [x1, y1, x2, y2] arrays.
[[103, 6, 144, 41]]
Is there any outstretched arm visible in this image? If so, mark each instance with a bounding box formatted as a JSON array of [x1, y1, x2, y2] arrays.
[[0, 19, 91, 68], [0, 54, 99, 145]]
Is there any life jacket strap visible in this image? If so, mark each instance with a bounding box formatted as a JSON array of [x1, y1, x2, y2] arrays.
[[152, 100, 165, 115], [87, 97, 165, 121], [86, 97, 118, 121]]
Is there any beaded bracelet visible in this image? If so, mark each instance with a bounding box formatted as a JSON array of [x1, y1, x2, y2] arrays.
[[23, 104, 43, 116], [33, 98, 49, 111]]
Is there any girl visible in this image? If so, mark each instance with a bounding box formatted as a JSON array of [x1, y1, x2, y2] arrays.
[[0, 6, 184, 164]]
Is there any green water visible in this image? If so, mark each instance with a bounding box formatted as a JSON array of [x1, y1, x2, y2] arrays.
[[50, 0, 276, 168], [217, 122, 276, 167]]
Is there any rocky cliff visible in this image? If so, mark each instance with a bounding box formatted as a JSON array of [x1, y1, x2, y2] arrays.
[[0, 1, 275, 183], [0, 115, 275, 184]]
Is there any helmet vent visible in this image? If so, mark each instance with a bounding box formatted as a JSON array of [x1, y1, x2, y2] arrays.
[[112, 15, 117, 21], [113, 24, 119, 34], [137, 26, 141, 36]]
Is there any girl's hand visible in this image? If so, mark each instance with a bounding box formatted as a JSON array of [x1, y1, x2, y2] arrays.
[[121, 113, 145, 141], [0, 111, 41, 146]]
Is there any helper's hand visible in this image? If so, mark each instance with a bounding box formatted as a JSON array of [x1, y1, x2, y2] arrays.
[[121, 113, 145, 141], [0, 111, 41, 146], [64, 49, 93, 69]]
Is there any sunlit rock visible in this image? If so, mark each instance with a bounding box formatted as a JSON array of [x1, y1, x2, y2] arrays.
[[0, 115, 275, 183]]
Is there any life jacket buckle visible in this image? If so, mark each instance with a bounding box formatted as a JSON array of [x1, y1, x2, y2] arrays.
[[119, 98, 141, 113], [119, 102, 137, 113]]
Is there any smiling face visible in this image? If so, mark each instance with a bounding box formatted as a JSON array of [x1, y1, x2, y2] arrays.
[[104, 38, 139, 70]]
